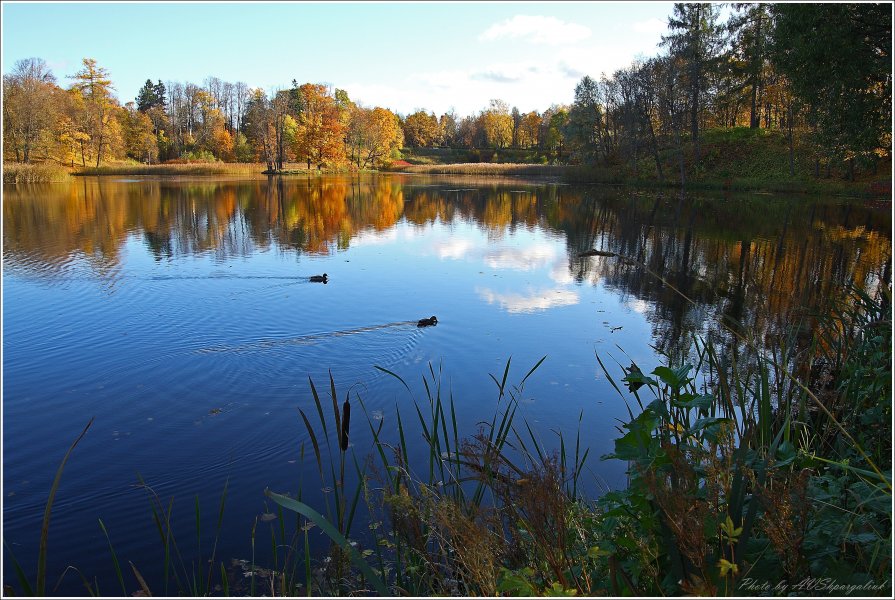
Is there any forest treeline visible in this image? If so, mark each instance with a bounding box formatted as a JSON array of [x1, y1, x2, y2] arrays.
[[3, 3, 890, 179]]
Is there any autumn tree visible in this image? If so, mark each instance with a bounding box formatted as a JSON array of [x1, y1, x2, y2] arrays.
[[193, 89, 234, 160], [457, 115, 482, 148], [480, 99, 513, 149], [70, 58, 120, 167], [511, 106, 522, 148], [439, 111, 459, 147], [346, 106, 403, 168], [518, 111, 541, 148], [540, 105, 569, 159], [402, 110, 441, 147], [119, 101, 158, 163], [292, 83, 346, 169], [244, 89, 276, 170], [3, 58, 58, 163]]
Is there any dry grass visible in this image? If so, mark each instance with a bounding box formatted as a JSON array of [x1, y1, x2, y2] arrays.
[[3, 162, 71, 184], [71, 162, 285, 176], [393, 162, 568, 177]]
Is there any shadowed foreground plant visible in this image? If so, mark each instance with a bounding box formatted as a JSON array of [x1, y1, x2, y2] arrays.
[[596, 291, 891, 597], [4, 418, 94, 597]]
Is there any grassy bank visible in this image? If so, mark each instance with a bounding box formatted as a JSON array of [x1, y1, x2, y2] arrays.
[[398, 146, 552, 166], [3, 162, 71, 184], [566, 127, 891, 197], [392, 162, 567, 177], [392, 128, 891, 197]]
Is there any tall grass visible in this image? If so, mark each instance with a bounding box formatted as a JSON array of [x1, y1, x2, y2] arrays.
[[3, 162, 71, 184], [72, 162, 274, 176], [260, 356, 609, 596], [71, 162, 365, 176]]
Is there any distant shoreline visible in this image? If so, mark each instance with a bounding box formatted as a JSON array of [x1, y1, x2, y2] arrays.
[[4, 160, 889, 199]]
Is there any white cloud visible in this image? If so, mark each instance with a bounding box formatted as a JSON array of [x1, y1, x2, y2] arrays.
[[346, 55, 592, 117], [632, 17, 667, 36], [479, 15, 591, 45], [478, 286, 580, 313]]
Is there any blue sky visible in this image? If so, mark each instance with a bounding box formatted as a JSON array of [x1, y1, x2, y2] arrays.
[[2, 1, 676, 116]]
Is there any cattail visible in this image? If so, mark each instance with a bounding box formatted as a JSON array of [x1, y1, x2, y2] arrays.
[[340, 399, 351, 451]]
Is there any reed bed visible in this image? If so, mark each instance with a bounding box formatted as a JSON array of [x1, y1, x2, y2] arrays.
[[3, 162, 71, 184], [71, 162, 283, 176]]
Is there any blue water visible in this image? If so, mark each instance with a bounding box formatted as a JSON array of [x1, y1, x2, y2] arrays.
[[3, 175, 889, 594]]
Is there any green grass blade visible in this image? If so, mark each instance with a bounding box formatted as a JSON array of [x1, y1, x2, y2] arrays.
[[520, 355, 547, 386], [308, 376, 329, 438], [194, 494, 202, 594], [304, 528, 312, 597], [98, 519, 127, 596], [3, 540, 35, 596], [298, 408, 325, 481], [37, 417, 94, 597], [220, 562, 230, 596], [374, 365, 412, 394], [328, 370, 342, 449], [265, 489, 390, 596]]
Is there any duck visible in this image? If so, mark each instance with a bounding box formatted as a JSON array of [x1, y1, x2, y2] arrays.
[[309, 273, 328, 283], [417, 316, 438, 327]]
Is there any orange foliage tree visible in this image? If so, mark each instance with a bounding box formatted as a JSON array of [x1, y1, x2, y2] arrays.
[[293, 83, 346, 169]]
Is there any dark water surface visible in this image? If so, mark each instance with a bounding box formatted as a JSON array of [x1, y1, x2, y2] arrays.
[[3, 175, 890, 593]]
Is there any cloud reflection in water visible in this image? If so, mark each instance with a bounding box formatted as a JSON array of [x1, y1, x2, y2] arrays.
[[476, 286, 580, 314]]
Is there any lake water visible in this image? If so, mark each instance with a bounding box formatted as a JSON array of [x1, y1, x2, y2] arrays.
[[3, 174, 890, 594]]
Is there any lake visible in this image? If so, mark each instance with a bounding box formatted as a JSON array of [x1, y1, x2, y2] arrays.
[[2, 174, 890, 594]]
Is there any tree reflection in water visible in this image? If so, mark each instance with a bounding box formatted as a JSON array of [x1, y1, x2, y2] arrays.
[[4, 175, 890, 366]]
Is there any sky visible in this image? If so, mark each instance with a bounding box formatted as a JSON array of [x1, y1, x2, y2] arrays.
[[2, 1, 676, 117]]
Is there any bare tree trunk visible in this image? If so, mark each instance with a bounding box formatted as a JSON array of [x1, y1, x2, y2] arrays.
[[788, 103, 795, 176], [750, 80, 759, 128], [676, 123, 686, 187]]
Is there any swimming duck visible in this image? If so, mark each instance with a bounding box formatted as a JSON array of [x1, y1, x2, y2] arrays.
[[417, 316, 438, 327], [309, 273, 328, 283]]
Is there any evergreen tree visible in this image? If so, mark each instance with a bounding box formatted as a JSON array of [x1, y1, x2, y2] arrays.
[[153, 80, 167, 109], [727, 3, 773, 128], [661, 3, 724, 165], [136, 79, 158, 112], [771, 2, 891, 172]]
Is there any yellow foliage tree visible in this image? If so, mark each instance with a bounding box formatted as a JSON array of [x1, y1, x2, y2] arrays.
[[293, 83, 346, 169], [347, 106, 404, 168]]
